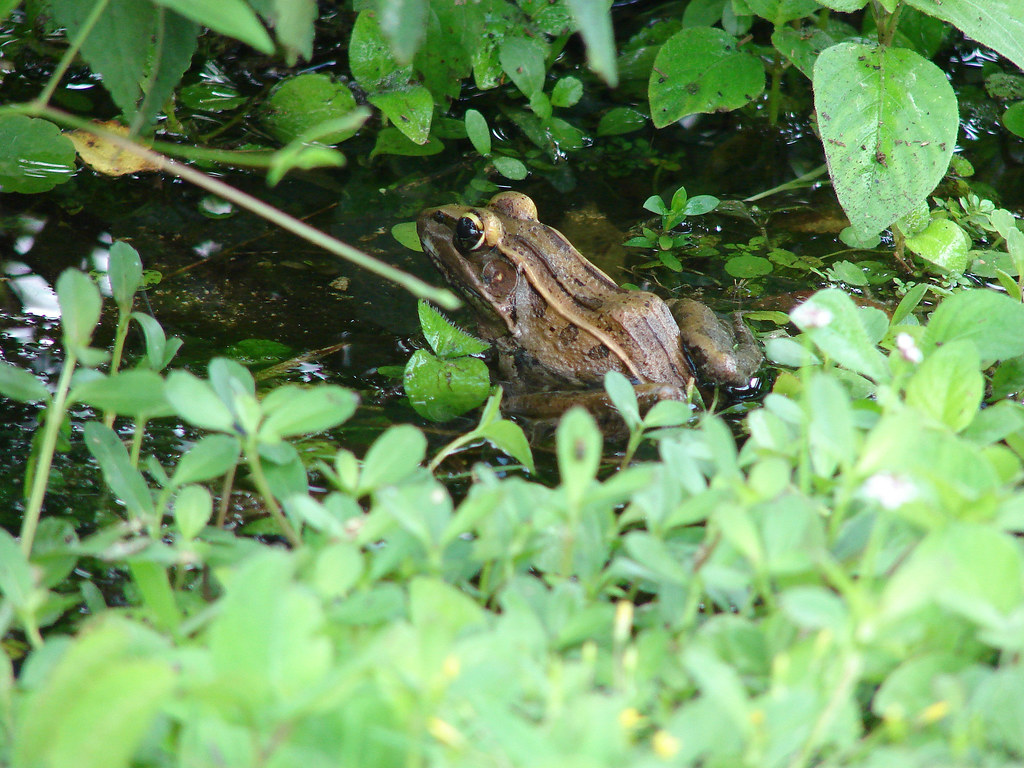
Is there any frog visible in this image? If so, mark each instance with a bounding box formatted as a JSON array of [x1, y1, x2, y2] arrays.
[[416, 191, 762, 417]]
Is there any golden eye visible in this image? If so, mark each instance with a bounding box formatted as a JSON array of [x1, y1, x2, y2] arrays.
[[454, 213, 486, 253]]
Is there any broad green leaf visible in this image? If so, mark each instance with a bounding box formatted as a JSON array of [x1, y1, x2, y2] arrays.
[[905, 341, 982, 432], [150, 0, 274, 53], [556, 407, 602, 503], [349, 10, 413, 91], [771, 26, 836, 80], [404, 350, 490, 421], [924, 289, 1024, 363], [806, 371, 856, 475], [0, 362, 49, 403], [414, 3, 480, 101], [0, 115, 76, 193], [259, 385, 359, 441], [479, 418, 535, 473], [13, 617, 175, 768], [566, 0, 618, 86], [905, 218, 971, 273], [649, 27, 764, 127], [165, 370, 236, 433], [604, 371, 640, 429], [130, 312, 181, 371], [814, 43, 957, 234], [0, 528, 34, 609], [392, 221, 421, 251], [138, 10, 199, 127], [267, 142, 347, 186], [499, 37, 547, 99], [745, 0, 819, 24], [357, 425, 427, 495], [789, 289, 890, 382], [725, 255, 772, 278], [174, 484, 212, 540], [261, 74, 360, 144], [179, 82, 247, 111], [905, 0, 1024, 72], [70, 370, 172, 419], [418, 300, 489, 358], [376, 0, 428, 63], [56, 269, 101, 354], [779, 586, 849, 632], [465, 109, 491, 155], [1003, 101, 1024, 138], [493, 155, 528, 180], [82, 423, 154, 518], [48, 0, 154, 119], [368, 85, 433, 144], [108, 241, 143, 313], [171, 434, 241, 487]]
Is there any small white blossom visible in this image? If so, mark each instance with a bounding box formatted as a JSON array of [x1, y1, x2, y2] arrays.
[[862, 472, 918, 510], [895, 332, 923, 364], [790, 301, 833, 329]]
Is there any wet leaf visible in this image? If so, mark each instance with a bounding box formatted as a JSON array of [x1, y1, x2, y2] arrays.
[[370, 128, 444, 158], [68, 121, 161, 176], [1003, 101, 1024, 139], [262, 74, 360, 145], [905, 218, 971, 273], [392, 221, 422, 251], [179, 82, 247, 111], [904, 0, 1024, 72], [725, 255, 772, 278], [596, 107, 647, 136], [369, 85, 433, 144], [492, 156, 528, 180], [552, 76, 583, 108], [375, 0, 428, 63], [465, 109, 491, 155], [349, 10, 412, 91], [403, 350, 490, 421], [418, 301, 489, 358], [499, 37, 547, 99], [745, 0, 819, 23], [0, 115, 76, 193]]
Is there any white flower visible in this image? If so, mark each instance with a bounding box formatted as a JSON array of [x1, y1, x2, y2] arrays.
[[790, 301, 833, 329], [895, 332, 923, 364], [862, 472, 918, 509]]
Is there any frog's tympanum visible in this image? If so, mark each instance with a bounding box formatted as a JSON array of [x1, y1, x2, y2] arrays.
[[417, 191, 762, 418]]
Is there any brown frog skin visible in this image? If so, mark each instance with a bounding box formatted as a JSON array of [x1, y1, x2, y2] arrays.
[[416, 191, 761, 413]]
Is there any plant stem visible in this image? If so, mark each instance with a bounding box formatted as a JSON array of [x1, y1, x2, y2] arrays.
[[245, 441, 302, 546], [768, 48, 783, 127], [10, 106, 461, 309], [33, 0, 111, 108], [20, 352, 77, 555]]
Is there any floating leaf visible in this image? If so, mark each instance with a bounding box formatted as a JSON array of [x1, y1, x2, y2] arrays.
[[0, 115, 76, 193], [262, 74, 360, 145], [403, 350, 490, 421], [68, 121, 161, 176]]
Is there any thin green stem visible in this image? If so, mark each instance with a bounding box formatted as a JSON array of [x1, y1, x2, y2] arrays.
[[103, 311, 131, 428], [129, 418, 146, 468], [20, 352, 77, 555], [245, 442, 302, 547], [34, 0, 111, 108], [768, 48, 783, 127], [20, 106, 459, 309]]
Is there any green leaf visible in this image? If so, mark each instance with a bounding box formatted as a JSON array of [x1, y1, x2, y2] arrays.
[[478, 418, 535, 473], [375, 0, 428, 63], [499, 37, 547, 99], [138, 10, 199, 127], [150, 0, 274, 53], [179, 82, 247, 111], [174, 484, 212, 540], [745, 0, 819, 24], [684, 195, 720, 216], [349, 10, 413, 91], [70, 370, 172, 419], [82, 423, 154, 518], [556, 407, 602, 503], [779, 586, 849, 631], [604, 371, 641, 429], [259, 385, 359, 441], [596, 107, 648, 136], [164, 370, 236, 434], [13, 617, 175, 768], [108, 241, 143, 313], [0, 362, 49, 403], [1003, 101, 1024, 138], [492, 155, 528, 180], [464, 108, 491, 155], [171, 434, 241, 487], [248, 0, 316, 64], [130, 312, 181, 371], [370, 128, 444, 158], [771, 26, 836, 79], [905, 218, 972, 273], [904, 0, 1024, 72], [924, 289, 1024, 363], [649, 27, 764, 127], [368, 85, 433, 144], [403, 350, 490, 421], [814, 43, 957, 234], [552, 76, 583, 108], [418, 300, 489, 358], [790, 289, 890, 382], [0, 115, 76, 193], [357, 425, 427, 494], [47, 0, 154, 119], [392, 221, 422, 252], [56, 269, 102, 354], [262, 74, 360, 145], [566, 0, 618, 87], [725, 255, 772, 278], [0, 528, 35, 610], [905, 341, 983, 432]]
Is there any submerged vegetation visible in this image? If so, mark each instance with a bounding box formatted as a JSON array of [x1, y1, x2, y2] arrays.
[[3, 0, 1024, 766]]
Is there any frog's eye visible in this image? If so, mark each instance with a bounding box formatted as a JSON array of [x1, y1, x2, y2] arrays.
[[454, 213, 487, 253]]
